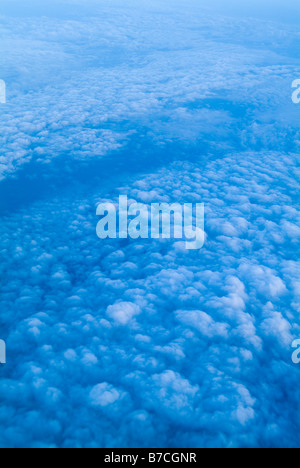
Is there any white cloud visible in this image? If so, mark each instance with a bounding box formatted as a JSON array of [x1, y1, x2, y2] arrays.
[[0, 0, 299, 449]]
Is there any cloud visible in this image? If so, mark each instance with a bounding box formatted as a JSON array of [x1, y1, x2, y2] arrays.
[[106, 302, 141, 326], [176, 310, 229, 338], [89, 383, 122, 407], [0, 0, 299, 450]]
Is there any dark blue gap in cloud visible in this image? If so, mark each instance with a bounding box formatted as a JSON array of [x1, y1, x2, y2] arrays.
[[0, 97, 255, 216], [0, 135, 212, 216]]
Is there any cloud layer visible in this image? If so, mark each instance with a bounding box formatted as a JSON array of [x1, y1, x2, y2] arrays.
[[0, 0, 299, 448]]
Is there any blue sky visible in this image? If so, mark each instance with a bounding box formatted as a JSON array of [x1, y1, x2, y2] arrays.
[[0, 0, 300, 448]]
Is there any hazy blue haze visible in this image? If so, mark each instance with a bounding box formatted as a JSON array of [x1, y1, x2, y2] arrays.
[[0, 0, 299, 448]]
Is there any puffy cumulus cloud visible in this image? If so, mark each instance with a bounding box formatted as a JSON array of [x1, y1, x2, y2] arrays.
[[0, 0, 300, 450], [0, 0, 300, 179], [106, 302, 141, 326], [89, 383, 124, 408], [0, 144, 299, 448], [175, 310, 229, 339]]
